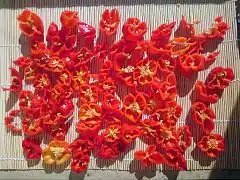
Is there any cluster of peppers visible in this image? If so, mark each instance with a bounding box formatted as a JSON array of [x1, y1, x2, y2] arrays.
[[3, 9, 234, 172]]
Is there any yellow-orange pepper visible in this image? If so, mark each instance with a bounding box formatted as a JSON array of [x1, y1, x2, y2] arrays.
[[42, 140, 71, 165]]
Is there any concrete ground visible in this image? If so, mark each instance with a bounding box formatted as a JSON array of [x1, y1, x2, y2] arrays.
[[0, 170, 240, 180]]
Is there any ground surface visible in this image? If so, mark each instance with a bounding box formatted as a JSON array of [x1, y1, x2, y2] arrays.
[[0, 170, 240, 180]]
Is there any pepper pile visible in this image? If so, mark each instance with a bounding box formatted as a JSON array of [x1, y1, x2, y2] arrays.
[[3, 9, 234, 172]]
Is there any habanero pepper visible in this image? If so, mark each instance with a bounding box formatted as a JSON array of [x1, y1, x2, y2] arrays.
[[197, 133, 224, 158], [133, 58, 158, 85], [123, 93, 146, 123], [71, 151, 90, 173], [13, 56, 32, 68], [122, 18, 147, 41], [76, 120, 101, 138], [78, 21, 96, 46], [42, 140, 72, 165], [78, 103, 102, 121], [194, 81, 220, 104], [22, 139, 42, 160], [5, 110, 22, 133], [100, 9, 120, 36], [17, 9, 44, 37], [3, 68, 22, 92], [191, 102, 216, 134], [205, 67, 234, 90], [60, 10, 79, 28], [134, 145, 164, 167], [102, 93, 120, 111]]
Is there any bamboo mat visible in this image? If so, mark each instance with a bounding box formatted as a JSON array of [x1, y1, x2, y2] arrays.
[[0, 0, 239, 170]]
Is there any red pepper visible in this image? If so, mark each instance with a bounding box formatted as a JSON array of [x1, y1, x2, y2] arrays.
[[46, 22, 58, 42], [108, 39, 127, 60], [19, 90, 34, 112], [29, 95, 46, 118], [50, 34, 76, 55], [102, 93, 120, 111], [97, 143, 119, 159], [31, 49, 50, 69], [133, 58, 158, 85], [177, 126, 192, 153], [70, 138, 94, 155], [138, 40, 169, 57], [157, 53, 176, 74], [114, 52, 136, 86], [60, 10, 79, 28], [5, 110, 22, 133], [33, 73, 50, 90], [195, 81, 220, 104], [44, 122, 68, 140], [100, 9, 120, 36], [138, 119, 161, 139], [123, 93, 146, 123], [164, 148, 187, 170], [70, 47, 92, 68], [58, 99, 75, 118], [50, 84, 67, 103], [205, 67, 234, 90], [79, 103, 102, 121], [96, 140, 125, 160], [99, 77, 116, 94], [178, 16, 198, 38], [102, 125, 121, 143], [17, 9, 44, 37], [151, 22, 176, 45], [79, 85, 99, 103], [203, 16, 229, 39], [43, 112, 65, 125], [72, 66, 90, 91], [24, 64, 37, 82], [153, 101, 182, 127], [151, 73, 177, 101], [204, 51, 220, 64], [134, 145, 164, 167], [22, 139, 42, 159], [178, 53, 205, 76], [78, 21, 96, 45], [165, 37, 195, 56], [13, 56, 32, 68], [191, 102, 215, 134], [197, 133, 224, 158], [113, 41, 143, 86], [22, 116, 43, 136], [76, 120, 101, 138], [63, 57, 75, 71], [71, 151, 90, 173], [46, 56, 66, 72], [122, 18, 147, 41], [120, 124, 140, 144], [156, 126, 179, 149], [144, 93, 162, 114], [99, 60, 114, 77], [92, 45, 107, 63], [30, 39, 45, 55], [3, 68, 22, 92], [102, 109, 125, 126], [57, 69, 72, 86]]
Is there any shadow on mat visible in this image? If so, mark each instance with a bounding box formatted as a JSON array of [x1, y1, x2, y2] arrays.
[[0, 0, 229, 9], [208, 93, 240, 179], [209, 2, 240, 179]]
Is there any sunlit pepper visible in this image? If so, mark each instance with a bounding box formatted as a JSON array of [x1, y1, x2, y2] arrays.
[[42, 140, 71, 165]]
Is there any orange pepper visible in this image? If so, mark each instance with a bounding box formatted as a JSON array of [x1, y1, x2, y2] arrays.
[[42, 140, 71, 165]]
